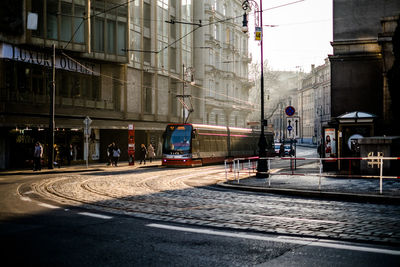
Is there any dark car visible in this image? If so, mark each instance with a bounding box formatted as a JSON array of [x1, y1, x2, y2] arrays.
[[274, 143, 294, 156]]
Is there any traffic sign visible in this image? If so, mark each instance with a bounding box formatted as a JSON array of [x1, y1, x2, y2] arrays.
[[286, 116, 300, 138], [285, 106, 295, 116], [83, 116, 92, 136]]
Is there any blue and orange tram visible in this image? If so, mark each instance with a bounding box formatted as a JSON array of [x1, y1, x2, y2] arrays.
[[162, 123, 273, 167]]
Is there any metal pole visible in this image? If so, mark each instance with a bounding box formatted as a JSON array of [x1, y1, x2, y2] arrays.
[[225, 160, 228, 181], [319, 158, 322, 190], [86, 135, 89, 168], [182, 64, 188, 124], [256, 0, 269, 178], [48, 44, 55, 169], [379, 158, 383, 194]]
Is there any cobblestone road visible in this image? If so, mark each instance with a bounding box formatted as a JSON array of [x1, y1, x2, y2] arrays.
[[30, 165, 400, 245]]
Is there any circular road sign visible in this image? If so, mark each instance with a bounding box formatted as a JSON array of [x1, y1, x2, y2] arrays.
[[285, 106, 295, 116], [287, 125, 293, 132]]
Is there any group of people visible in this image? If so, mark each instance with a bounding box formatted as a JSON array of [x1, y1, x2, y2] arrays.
[[33, 142, 75, 171], [107, 142, 121, 166], [138, 143, 155, 164], [107, 142, 156, 166]]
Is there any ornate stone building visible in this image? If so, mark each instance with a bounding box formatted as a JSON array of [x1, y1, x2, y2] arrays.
[[0, 0, 252, 169]]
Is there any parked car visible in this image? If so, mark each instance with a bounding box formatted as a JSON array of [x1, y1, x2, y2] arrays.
[[274, 143, 294, 156]]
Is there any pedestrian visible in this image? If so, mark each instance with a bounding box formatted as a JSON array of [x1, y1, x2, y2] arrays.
[[107, 143, 114, 166], [279, 143, 285, 157], [147, 144, 155, 163], [112, 144, 121, 166], [53, 144, 61, 168], [67, 144, 73, 165], [317, 143, 323, 158], [139, 144, 147, 165], [33, 142, 43, 171]]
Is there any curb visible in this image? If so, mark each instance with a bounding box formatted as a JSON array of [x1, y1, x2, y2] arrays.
[[218, 182, 400, 204]]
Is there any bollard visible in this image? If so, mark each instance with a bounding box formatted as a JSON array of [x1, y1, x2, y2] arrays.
[[319, 158, 322, 190], [379, 158, 383, 194], [248, 159, 251, 176], [224, 160, 227, 181]]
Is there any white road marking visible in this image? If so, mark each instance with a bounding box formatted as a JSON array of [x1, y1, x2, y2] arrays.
[[78, 212, 113, 220], [20, 196, 32, 202], [251, 214, 341, 224], [38, 203, 60, 209], [147, 223, 400, 256]]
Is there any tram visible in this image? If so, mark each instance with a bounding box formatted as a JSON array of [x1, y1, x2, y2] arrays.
[[162, 123, 273, 167]]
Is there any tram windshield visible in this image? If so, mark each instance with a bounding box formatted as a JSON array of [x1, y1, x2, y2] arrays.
[[163, 125, 192, 153]]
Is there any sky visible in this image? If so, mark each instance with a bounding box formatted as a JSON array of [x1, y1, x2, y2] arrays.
[[247, 0, 333, 72]]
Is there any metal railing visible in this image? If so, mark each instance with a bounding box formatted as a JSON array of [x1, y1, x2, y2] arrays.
[[224, 156, 400, 194]]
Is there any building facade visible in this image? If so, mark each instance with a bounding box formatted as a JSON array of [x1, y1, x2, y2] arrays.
[[0, 0, 129, 169], [298, 60, 331, 145], [0, 0, 252, 169], [198, 0, 252, 127], [330, 0, 400, 134]]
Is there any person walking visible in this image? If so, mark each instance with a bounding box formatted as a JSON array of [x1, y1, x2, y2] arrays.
[[147, 144, 155, 163], [139, 144, 147, 165], [112, 144, 121, 167], [279, 143, 285, 157], [53, 144, 61, 168], [33, 142, 43, 171], [67, 144, 73, 165], [107, 143, 114, 166]]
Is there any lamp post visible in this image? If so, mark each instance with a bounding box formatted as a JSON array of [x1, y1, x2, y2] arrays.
[[242, 0, 269, 178], [48, 44, 56, 169]]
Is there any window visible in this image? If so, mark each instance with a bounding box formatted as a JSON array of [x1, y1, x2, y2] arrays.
[[60, 2, 72, 42], [31, 0, 44, 37], [107, 21, 116, 54], [144, 37, 151, 63], [169, 47, 176, 71], [131, 31, 141, 62], [133, 0, 140, 26], [144, 73, 152, 113], [144, 2, 151, 28], [117, 22, 126, 55], [170, 16, 176, 39], [170, 81, 178, 116], [93, 18, 104, 52], [47, 0, 58, 39], [74, 5, 85, 43]]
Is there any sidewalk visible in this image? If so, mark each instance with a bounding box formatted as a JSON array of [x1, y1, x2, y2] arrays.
[[220, 165, 400, 204], [0, 160, 162, 176]]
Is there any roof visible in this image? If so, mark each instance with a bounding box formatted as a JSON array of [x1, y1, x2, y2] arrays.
[[337, 111, 377, 123]]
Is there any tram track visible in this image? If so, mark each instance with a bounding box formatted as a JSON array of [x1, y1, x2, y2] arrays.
[[25, 165, 400, 245]]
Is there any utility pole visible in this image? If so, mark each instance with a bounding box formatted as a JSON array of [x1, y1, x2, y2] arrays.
[[242, 0, 269, 178], [177, 64, 195, 123], [48, 44, 55, 169]]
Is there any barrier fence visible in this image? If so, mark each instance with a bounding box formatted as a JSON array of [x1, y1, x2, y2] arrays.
[[224, 156, 400, 194]]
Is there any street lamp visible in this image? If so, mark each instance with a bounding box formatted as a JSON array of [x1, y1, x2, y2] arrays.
[[242, 0, 269, 178]]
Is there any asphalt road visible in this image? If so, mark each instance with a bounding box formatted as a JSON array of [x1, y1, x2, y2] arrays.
[[1, 146, 399, 266]]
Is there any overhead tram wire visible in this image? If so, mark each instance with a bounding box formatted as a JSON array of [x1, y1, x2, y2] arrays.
[[58, 51, 258, 112], [58, 1, 305, 111], [64, 0, 135, 50]]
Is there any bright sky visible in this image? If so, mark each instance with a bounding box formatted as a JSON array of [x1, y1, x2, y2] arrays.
[[248, 0, 333, 72]]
